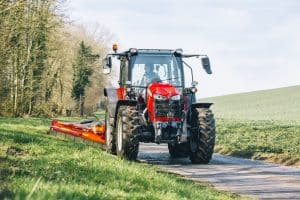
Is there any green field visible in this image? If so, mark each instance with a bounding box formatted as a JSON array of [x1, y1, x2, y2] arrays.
[[202, 85, 300, 166], [0, 117, 242, 200], [203, 85, 300, 121]]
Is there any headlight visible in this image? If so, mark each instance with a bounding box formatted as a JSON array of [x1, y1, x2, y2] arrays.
[[171, 94, 180, 100], [191, 87, 197, 93], [154, 94, 167, 100]]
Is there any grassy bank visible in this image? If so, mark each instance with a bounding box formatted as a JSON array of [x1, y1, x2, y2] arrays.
[[215, 119, 300, 167], [0, 117, 241, 200], [202, 85, 300, 167]]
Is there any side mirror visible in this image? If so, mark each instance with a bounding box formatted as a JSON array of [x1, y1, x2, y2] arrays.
[[102, 56, 112, 74], [201, 57, 212, 74]]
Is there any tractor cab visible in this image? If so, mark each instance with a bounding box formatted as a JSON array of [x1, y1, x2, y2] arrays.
[[103, 48, 211, 103], [103, 45, 215, 164], [129, 49, 184, 88]]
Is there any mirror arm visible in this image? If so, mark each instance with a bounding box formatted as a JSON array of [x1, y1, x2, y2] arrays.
[[182, 60, 194, 83], [182, 54, 207, 58], [106, 53, 127, 58]]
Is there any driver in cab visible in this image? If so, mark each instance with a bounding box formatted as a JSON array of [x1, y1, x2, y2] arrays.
[[140, 63, 160, 86]]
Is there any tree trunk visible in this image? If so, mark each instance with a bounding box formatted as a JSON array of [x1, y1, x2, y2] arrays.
[[80, 95, 84, 117]]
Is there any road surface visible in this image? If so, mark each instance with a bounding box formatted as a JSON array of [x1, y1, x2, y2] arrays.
[[138, 143, 300, 200]]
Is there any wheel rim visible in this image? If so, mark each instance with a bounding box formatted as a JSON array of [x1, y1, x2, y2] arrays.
[[105, 114, 111, 147], [117, 117, 123, 152]]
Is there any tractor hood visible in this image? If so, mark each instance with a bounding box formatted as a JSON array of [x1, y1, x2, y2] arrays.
[[147, 82, 179, 98]]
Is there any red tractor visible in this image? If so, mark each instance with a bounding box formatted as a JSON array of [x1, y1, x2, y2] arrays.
[[103, 46, 215, 164]]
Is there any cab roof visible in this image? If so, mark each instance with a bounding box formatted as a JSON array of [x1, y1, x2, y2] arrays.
[[122, 48, 178, 55]]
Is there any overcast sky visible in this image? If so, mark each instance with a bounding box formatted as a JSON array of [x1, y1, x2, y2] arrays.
[[67, 0, 300, 97]]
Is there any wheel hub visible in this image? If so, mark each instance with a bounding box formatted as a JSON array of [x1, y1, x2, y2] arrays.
[[117, 117, 123, 152]]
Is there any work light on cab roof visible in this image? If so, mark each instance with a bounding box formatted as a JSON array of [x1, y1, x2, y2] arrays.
[[112, 44, 118, 53]]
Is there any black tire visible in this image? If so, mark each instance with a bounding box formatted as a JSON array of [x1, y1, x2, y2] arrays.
[[168, 142, 190, 158], [116, 106, 140, 160], [105, 109, 116, 154], [189, 108, 215, 164]]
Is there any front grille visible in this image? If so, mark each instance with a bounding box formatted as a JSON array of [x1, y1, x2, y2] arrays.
[[154, 99, 181, 117]]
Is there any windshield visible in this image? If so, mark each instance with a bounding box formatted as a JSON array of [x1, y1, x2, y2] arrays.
[[131, 54, 183, 87]]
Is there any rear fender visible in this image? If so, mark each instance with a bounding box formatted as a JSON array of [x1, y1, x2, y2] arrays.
[[104, 88, 118, 118], [104, 87, 137, 127]]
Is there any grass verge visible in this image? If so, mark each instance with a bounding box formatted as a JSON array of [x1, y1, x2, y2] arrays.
[[215, 118, 300, 167], [0, 117, 242, 200]]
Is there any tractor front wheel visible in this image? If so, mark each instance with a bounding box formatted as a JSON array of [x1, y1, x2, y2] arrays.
[[116, 106, 140, 160], [189, 108, 215, 164]]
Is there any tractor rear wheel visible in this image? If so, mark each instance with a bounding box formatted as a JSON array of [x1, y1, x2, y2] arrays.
[[168, 143, 189, 158], [189, 108, 215, 164], [105, 109, 116, 154], [116, 106, 140, 160]]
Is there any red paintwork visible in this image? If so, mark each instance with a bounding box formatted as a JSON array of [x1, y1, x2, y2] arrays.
[[146, 82, 180, 122], [50, 120, 106, 144], [155, 116, 181, 122], [116, 87, 125, 100]]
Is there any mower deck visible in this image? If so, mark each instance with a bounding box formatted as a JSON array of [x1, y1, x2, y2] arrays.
[[50, 120, 106, 144]]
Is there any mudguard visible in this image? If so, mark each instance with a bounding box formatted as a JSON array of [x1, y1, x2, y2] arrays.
[[104, 88, 119, 118], [104, 88, 137, 127], [191, 103, 213, 109]]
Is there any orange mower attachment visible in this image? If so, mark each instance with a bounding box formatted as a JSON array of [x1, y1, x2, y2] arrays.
[[50, 120, 106, 144]]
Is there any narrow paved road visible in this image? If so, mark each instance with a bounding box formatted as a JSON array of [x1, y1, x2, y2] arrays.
[[138, 143, 300, 200]]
